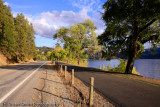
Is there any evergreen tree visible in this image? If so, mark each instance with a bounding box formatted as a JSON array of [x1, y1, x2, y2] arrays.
[[14, 13, 28, 61], [26, 23, 36, 59], [0, 0, 36, 62], [0, 1, 15, 59]]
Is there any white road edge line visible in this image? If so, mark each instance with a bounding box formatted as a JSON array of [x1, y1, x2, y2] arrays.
[[0, 61, 47, 104]]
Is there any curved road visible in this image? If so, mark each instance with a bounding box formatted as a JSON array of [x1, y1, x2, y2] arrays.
[[0, 61, 47, 106], [1, 60, 160, 107]]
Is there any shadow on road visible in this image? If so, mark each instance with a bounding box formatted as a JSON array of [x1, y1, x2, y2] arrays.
[[0, 63, 55, 71], [33, 88, 76, 103]]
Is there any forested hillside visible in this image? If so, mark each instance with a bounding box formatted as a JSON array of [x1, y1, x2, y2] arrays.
[[0, 0, 36, 63], [36, 47, 53, 60], [36, 46, 53, 56], [117, 48, 160, 59], [140, 48, 160, 59]]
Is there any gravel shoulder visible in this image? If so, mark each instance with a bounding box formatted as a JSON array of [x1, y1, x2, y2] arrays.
[[32, 62, 113, 107], [32, 62, 74, 107]]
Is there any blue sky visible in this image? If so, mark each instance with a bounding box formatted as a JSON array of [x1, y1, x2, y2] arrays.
[[3, 0, 106, 48]]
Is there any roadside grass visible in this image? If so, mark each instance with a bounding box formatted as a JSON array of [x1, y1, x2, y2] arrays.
[[103, 59, 140, 75]]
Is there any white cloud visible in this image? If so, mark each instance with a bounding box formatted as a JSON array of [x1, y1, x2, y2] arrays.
[[27, 17, 58, 38], [12, 0, 105, 38], [24, 9, 92, 38], [95, 29, 104, 36], [41, 9, 90, 26], [26, 9, 105, 38], [4, 2, 9, 6]]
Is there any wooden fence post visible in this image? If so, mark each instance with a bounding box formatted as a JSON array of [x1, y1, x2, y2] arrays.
[[98, 65, 101, 69], [105, 66, 108, 71], [72, 69, 74, 85], [60, 65, 62, 73], [65, 66, 67, 78], [89, 77, 94, 106], [109, 63, 112, 69]]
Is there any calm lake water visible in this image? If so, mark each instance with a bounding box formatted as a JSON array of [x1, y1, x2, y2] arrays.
[[87, 59, 160, 80]]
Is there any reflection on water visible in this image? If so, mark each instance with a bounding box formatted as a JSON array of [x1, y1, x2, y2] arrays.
[[87, 59, 160, 80]]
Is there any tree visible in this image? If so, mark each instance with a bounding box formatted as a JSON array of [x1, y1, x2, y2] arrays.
[[46, 51, 52, 60], [50, 48, 67, 61], [0, 0, 5, 34], [25, 23, 36, 60], [14, 13, 36, 61], [54, 19, 97, 64], [69, 23, 87, 64], [98, 0, 160, 74], [54, 27, 75, 62], [0, 0, 36, 62], [0, 1, 16, 59]]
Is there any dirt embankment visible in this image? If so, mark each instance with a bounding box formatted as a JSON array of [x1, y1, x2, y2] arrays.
[[0, 52, 8, 66], [0, 52, 35, 67]]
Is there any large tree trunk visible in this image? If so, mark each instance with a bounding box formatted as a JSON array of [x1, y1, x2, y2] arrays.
[[125, 41, 141, 74], [125, 47, 137, 74], [125, 19, 139, 74]]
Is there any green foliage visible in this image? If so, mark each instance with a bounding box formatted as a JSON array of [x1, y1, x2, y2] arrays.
[[53, 19, 101, 65], [104, 66, 107, 71], [46, 51, 52, 60], [50, 47, 67, 61], [0, 2, 15, 58], [36, 46, 53, 56], [36, 46, 53, 60], [81, 59, 88, 66], [108, 63, 112, 69], [98, 0, 160, 73], [0, 0, 36, 62], [109, 59, 140, 75]]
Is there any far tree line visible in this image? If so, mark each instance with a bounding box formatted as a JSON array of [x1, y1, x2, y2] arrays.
[[0, 0, 36, 62]]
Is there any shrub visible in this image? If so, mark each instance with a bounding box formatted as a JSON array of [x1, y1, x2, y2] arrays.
[[109, 59, 140, 75]]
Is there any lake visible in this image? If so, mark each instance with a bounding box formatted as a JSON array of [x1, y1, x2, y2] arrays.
[[87, 59, 160, 80]]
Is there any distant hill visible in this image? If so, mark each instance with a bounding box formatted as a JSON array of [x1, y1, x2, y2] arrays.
[[117, 48, 160, 59], [140, 48, 160, 59], [36, 46, 53, 56]]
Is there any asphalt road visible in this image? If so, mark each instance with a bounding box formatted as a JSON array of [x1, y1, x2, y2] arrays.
[[57, 61, 160, 107], [0, 61, 47, 106]]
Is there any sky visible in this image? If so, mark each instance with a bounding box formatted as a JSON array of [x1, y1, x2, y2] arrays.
[[3, 0, 106, 48]]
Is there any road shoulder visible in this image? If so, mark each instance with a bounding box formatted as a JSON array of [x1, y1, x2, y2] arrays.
[[32, 62, 114, 106]]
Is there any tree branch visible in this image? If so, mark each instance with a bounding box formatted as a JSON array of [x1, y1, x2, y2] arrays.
[[141, 34, 158, 44], [138, 18, 157, 34]]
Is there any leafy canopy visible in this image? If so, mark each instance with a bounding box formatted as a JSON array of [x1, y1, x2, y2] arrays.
[[98, 0, 160, 59], [53, 19, 98, 64]]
